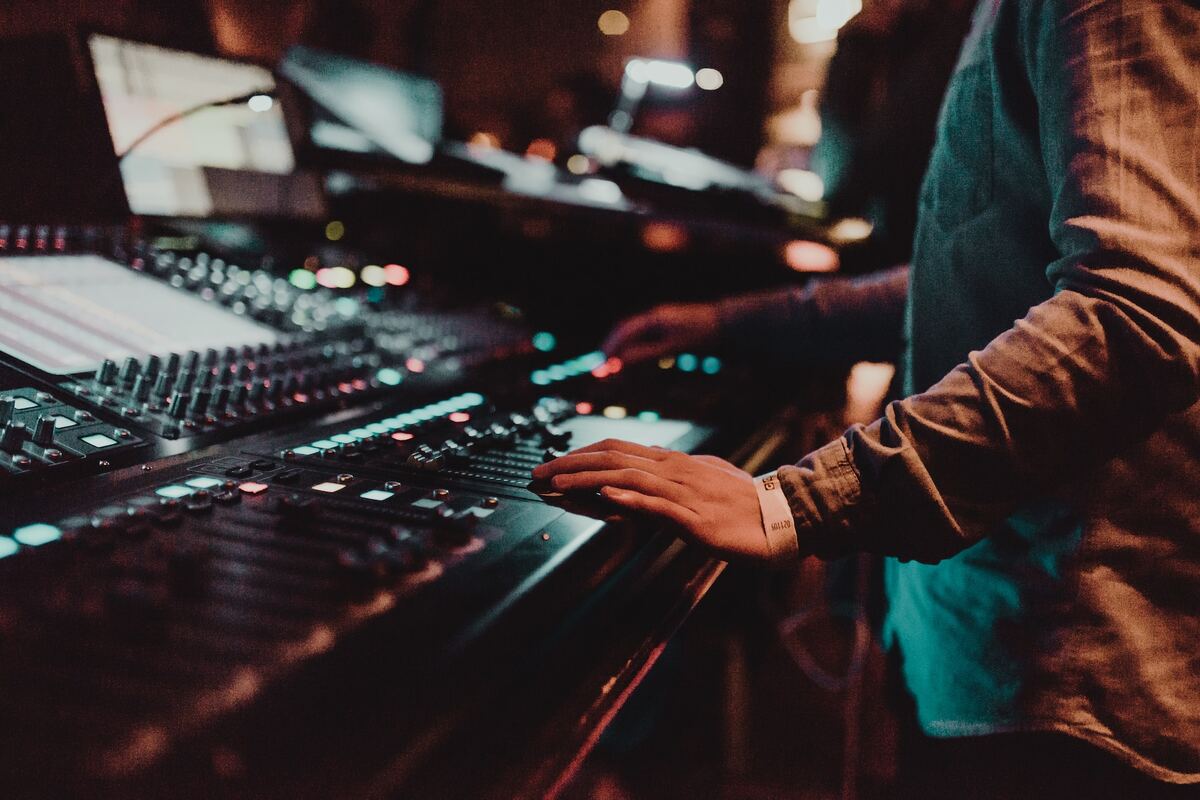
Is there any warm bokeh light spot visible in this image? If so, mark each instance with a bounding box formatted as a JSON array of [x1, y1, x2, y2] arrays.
[[598, 10, 630, 35], [384, 264, 411, 286], [695, 68, 724, 90], [784, 240, 840, 273]]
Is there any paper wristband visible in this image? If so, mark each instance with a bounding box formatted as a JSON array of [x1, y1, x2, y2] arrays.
[[755, 472, 799, 560]]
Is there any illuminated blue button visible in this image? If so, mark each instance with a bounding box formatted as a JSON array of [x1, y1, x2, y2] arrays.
[[412, 498, 443, 510], [360, 489, 394, 502], [0, 537, 18, 559], [547, 366, 568, 380], [677, 353, 698, 372], [186, 476, 224, 489], [638, 411, 661, 422], [292, 446, 320, 456], [13, 398, 37, 410], [531, 371, 551, 386], [348, 428, 373, 439], [13, 523, 62, 547], [367, 423, 391, 434], [155, 485, 193, 499], [701, 356, 722, 375], [461, 393, 484, 406], [311, 440, 338, 450], [331, 434, 357, 444], [532, 331, 557, 352]]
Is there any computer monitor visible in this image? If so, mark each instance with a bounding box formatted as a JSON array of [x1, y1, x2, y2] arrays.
[[86, 33, 325, 220], [279, 45, 442, 166]]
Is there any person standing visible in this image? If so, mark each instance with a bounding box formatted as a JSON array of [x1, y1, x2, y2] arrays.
[[538, 1, 1200, 795]]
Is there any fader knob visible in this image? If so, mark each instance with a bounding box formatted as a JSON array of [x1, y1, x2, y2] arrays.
[[152, 374, 173, 399], [1, 422, 29, 452], [540, 425, 571, 450], [433, 508, 478, 548], [32, 415, 56, 447], [131, 374, 152, 402], [167, 392, 190, 420], [181, 350, 200, 373], [210, 386, 231, 414], [117, 357, 140, 385], [188, 390, 211, 418], [94, 359, 118, 386]]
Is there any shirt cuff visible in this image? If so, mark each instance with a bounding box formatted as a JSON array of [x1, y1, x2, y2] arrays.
[[776, 437, 864, 559]]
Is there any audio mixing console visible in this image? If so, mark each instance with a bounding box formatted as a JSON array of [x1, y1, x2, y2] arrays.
[[0, 223, 810, 798]]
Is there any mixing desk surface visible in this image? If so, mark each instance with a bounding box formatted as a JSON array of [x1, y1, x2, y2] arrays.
[[0, 232, 816, 799]]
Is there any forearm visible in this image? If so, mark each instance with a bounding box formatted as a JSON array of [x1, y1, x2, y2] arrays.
[[716, 264, 909, 366]]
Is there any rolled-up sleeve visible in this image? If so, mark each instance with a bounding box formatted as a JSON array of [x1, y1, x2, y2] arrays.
[[779, 0, 1200, 562], [717, 265, 909, 365]]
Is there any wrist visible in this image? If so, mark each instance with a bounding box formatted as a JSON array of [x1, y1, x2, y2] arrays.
[[754, 472, 800, 562]]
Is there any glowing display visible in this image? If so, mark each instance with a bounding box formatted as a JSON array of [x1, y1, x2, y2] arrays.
[[89, 34, 322, 219], [0, 255, 278, 375]]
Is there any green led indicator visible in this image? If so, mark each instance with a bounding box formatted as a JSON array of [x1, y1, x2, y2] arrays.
[[288, 269, 317, 290]]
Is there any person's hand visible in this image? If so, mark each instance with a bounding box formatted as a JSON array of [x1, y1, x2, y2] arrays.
[[601, 302, 722, 365], [531, 439, 772, 561]]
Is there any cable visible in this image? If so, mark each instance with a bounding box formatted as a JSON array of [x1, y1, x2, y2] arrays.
[[116, 90, 276, 162]]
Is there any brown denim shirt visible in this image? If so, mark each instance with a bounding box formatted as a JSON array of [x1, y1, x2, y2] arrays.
[[721, 0, 1200, 783]]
